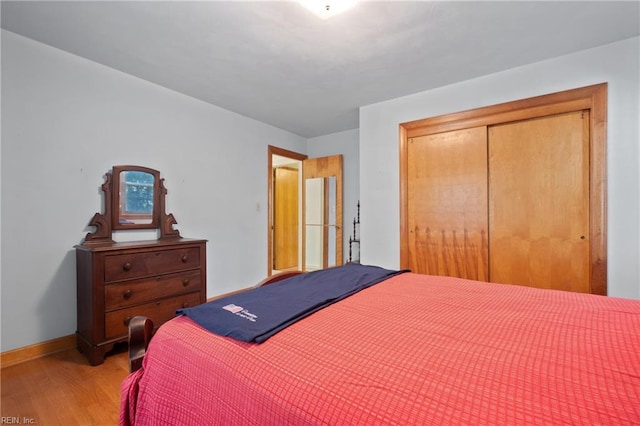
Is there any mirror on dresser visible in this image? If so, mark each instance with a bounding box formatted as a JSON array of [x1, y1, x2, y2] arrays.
[[76, 166, 207, 365], [82, 165, 180, 243], [112, 165, 158, 228]]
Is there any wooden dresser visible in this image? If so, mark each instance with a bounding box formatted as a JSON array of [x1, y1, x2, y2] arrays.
[[76, 238, 207, 365]]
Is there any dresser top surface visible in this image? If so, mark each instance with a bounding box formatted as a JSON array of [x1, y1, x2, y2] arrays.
[[75, 238, 207, 252]]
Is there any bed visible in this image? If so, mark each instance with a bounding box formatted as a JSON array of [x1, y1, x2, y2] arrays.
[[120, 264, 639, 425]]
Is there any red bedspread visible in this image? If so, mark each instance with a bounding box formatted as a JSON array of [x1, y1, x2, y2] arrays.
[[120, 273, 640, 425]]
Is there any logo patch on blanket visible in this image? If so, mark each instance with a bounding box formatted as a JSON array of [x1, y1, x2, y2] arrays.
[[223, 304, 258, 322], [222, 304, 243, 313]]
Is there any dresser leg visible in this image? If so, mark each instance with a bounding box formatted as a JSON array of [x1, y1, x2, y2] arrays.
[[76, 334, 109, 366]]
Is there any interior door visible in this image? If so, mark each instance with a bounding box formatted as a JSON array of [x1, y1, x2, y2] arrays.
[[273, 166, 299, 270], [407, 127, 489, 280], [488, 110, 590, 292], [302, 155, 343, 272]]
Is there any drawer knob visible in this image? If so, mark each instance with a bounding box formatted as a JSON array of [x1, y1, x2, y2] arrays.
[[182, 279, 190, 287], [123, 289, 133, 299], [181, 255, 189, 263], [122, 262, 132, 271], [123, 316, 132, 327], [182, 302, 189, 308]]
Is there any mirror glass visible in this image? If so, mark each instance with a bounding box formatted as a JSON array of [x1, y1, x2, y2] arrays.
[[305, 176, 337, 271], [118, 171, 154, 225], [112, 165, 160, 230]]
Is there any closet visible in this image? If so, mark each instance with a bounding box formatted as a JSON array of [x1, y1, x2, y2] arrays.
[[400, 84, 607, 295]]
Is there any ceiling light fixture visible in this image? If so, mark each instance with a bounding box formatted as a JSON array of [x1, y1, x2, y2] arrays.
[[298, 0, 358, 19]]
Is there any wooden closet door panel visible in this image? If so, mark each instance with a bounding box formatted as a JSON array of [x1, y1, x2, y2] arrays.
[[488, 111, 590, 292], [407, 127, 489, 280], [274, 167, 299, 270]]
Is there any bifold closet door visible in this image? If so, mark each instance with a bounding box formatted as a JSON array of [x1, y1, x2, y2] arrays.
[[407, 126, 489, 281], [488, 110, 590, 292]]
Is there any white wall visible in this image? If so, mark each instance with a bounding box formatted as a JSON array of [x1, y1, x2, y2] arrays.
[[360, 36, 640, 299], [0, 30, 308, 352], [308, 129, 360, 263]]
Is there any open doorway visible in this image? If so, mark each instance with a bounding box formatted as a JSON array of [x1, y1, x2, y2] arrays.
[[268, 146, 306, 276], [267, 146, 344, 277]]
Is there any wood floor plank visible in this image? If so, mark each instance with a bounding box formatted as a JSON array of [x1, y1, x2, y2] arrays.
[[1, 346, 129, 425]]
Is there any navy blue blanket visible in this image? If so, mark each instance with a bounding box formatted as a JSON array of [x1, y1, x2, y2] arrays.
[[177, 263, 408, 343]]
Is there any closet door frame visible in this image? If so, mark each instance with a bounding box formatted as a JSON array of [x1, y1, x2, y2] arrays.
[[399, 83, 607, 295]]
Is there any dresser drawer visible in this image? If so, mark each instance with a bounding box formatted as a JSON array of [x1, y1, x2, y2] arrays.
[[105, 292, 201, 340], [104, 270, 201, 311], [104, 247, 201, 282]]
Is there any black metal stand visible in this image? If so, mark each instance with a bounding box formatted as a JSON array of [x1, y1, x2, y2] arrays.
[[348, 201, 360, 263]]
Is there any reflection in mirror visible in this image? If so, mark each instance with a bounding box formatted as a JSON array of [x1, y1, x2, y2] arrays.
[[118, 171, 154, 225], [305, 176, 337, 271], [112, 165, 160, 231]]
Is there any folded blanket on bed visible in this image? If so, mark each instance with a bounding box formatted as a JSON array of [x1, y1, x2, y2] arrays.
[[177, 263, 408, 343]]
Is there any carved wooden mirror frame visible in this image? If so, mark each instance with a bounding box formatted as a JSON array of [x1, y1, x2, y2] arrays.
[[82, 165, 180, 244]]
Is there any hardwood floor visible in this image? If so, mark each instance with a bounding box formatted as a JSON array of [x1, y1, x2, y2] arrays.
[[1, 345, 129, 425]]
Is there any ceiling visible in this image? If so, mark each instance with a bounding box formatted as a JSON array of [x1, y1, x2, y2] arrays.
[[2, 1, 639, 138]]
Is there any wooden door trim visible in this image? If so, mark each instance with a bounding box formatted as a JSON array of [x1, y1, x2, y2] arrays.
[[401, 84, 605, 137], [399, 83, 607, 295], [268, 146, 307, 277]]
